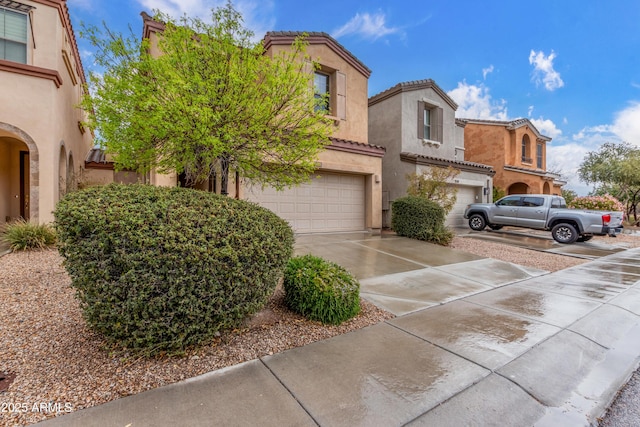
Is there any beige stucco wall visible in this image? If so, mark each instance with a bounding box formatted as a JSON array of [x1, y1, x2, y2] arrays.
[[0, 0, 93, 225]]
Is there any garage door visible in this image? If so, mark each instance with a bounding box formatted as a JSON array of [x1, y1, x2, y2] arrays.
[[246, 173, 365, 233], [446, 185, 478, 228]]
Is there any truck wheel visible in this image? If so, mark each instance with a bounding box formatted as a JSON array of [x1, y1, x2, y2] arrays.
[[577, 235, 594, 242], [551, 223, 578, 244], [488, 224, 503, 230], [469, 214, 487, 231]]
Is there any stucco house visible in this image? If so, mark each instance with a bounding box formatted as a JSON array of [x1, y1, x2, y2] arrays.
[[141, 14, 385, 234], [461, 118, 565, 196], [0, 0, 93, 225], [368, 79, 495, 228]]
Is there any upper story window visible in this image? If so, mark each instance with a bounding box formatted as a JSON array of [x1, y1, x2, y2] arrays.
[[536, 143, 543, 168], [521, 134, 531, 163], [0, 7, 28, 64], [314, 71, 330, 113], [417, 101, 443, 143]]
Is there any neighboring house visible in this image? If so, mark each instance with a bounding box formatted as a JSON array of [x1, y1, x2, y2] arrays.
[[461, 118, 565, 196], [0, 0, 93, 225], [141, 13, 386, 234], [368, 79, 495, 228]]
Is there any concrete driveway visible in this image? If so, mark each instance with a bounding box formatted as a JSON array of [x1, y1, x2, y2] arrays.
[[295, 232, 548, 316]]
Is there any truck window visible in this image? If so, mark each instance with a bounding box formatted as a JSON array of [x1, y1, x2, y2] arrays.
[[523, 197, 544, 207], [551, 197, 567, 209], [496, 196, 522, 206]]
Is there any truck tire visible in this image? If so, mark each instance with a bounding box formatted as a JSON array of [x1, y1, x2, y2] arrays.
[[551, 223, 578, 244], [468, 214, 487, 231]]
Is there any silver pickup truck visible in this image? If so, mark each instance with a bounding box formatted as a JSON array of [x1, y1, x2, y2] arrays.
[[464, 194, 624, 244]]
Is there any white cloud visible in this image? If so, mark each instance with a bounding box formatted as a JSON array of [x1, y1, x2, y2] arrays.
[[447, 81, 508, 120], [527, 105, 534, 117], [136, 0, 275, 39], [528, 50, 564, 91], [482, 65, 494, 80], [331, 12, 400, 40], [611, 101, 640, 146], [530, 117, 562, 139]]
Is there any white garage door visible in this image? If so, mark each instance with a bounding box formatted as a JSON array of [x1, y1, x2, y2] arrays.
[[446, 185, 479, 228], [246, 173, 365, 233]]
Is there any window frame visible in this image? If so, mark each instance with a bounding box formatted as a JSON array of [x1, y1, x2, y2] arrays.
[[417, 101, 443, 143], [313, 71, 330, 113], [536, 143, 543, 168], [0, 6, 29, 64]]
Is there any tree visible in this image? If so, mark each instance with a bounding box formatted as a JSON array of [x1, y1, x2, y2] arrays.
[[406, 166, 460, 214], [80, 3, 333, 194], [578, 142, 640, 224], [561, 188, 578, 205]]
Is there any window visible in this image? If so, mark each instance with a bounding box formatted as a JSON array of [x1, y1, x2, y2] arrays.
[[550, 197, 567, 209], [417, 102, 443, 142], [522, 197, 544, 207], [314, 72, 330, 113], [496, 196, 522, 206], [536, 143, 543, 168], [521, 135, 531, 163], [0, 7, 28, 63]]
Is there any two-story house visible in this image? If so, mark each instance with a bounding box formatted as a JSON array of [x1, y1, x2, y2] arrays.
[[0, 0, 92, 225], [140, 13, 386, 234], [368, 79, 495, 227], [461, 118, 565, 196]]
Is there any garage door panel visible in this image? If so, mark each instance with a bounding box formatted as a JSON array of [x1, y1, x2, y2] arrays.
[[446, 185, 478, 228], [247, 173, 365, 233]]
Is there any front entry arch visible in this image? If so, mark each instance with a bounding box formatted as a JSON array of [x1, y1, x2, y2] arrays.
[[508, 182, 529, 194], [0, 123, 39, 224]]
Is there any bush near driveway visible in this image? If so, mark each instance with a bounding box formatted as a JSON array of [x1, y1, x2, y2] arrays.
[[391, 196, 453, 245], [54, 183, 294, 355], [284, 255, 361, 325]]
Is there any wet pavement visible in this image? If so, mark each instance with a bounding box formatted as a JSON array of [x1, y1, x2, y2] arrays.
[[37, 232, 640, 427]]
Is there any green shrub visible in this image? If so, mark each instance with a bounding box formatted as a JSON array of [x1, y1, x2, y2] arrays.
[[284, 255, 360, 325], [391, 196, 454, 245], [569, 194, 625, 212], [54, 183, 293, 354], [492, 186, 506, 202], [1, 219, 56, 251]]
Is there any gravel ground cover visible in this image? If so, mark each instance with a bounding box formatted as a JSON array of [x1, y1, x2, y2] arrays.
[[0, 233, 638, 426]]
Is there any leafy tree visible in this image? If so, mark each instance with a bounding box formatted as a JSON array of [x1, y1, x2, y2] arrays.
[[406, 166, 460, 214], [578, 142, 640, 224], [561, 188, 578, 205], [80, 4, 333, 194]]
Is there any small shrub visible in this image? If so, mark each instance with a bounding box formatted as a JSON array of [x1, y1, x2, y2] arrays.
[[391, 196, 454, 245], [284, 255, 360, 325], [569, 194, 625, 213], [54, 183, 293, 354], [1, 219, 56, 251], [493, 186, 506, 202]]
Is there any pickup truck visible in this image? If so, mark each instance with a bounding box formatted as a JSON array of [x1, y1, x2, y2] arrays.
[[463, 194, 624, 244]]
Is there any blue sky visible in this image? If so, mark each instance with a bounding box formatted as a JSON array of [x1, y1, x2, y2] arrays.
[[67, 0, 640, 195]]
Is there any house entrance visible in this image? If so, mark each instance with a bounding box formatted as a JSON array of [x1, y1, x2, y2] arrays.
[[0, 137, 30, 224]]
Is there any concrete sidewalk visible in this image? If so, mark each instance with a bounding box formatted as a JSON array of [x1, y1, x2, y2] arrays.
[[37, 234, 640, 426]]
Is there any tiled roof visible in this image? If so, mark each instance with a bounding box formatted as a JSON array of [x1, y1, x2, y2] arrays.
[[327, 137, 385, 158], [368, 79, 458, 110], [458, 118, 552, 141], [264, 31, 371, 78], [400, 152, 495, 175]]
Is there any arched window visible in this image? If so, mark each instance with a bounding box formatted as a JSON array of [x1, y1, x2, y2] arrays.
[[521, 135, 531, 163]]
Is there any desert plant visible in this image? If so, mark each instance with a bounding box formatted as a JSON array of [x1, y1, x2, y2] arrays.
[[54, 183, 293, 354], [284, 255, 360, 325], [493, 186, 506, 202], [569, 194, 625, 213], [391, 196, 454, 245], [1, 219, 56, 251]]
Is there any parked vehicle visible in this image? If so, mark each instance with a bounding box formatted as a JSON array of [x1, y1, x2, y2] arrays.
[[464, 194, 624, 244]]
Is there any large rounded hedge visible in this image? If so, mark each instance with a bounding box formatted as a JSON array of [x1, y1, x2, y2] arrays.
[[391, 196, 453, 245], [54, 184, 294, 354]]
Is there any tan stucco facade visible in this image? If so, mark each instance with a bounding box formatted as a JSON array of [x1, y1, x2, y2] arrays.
[[0, 0, 93, 225], [462, 119, 564, 196]]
